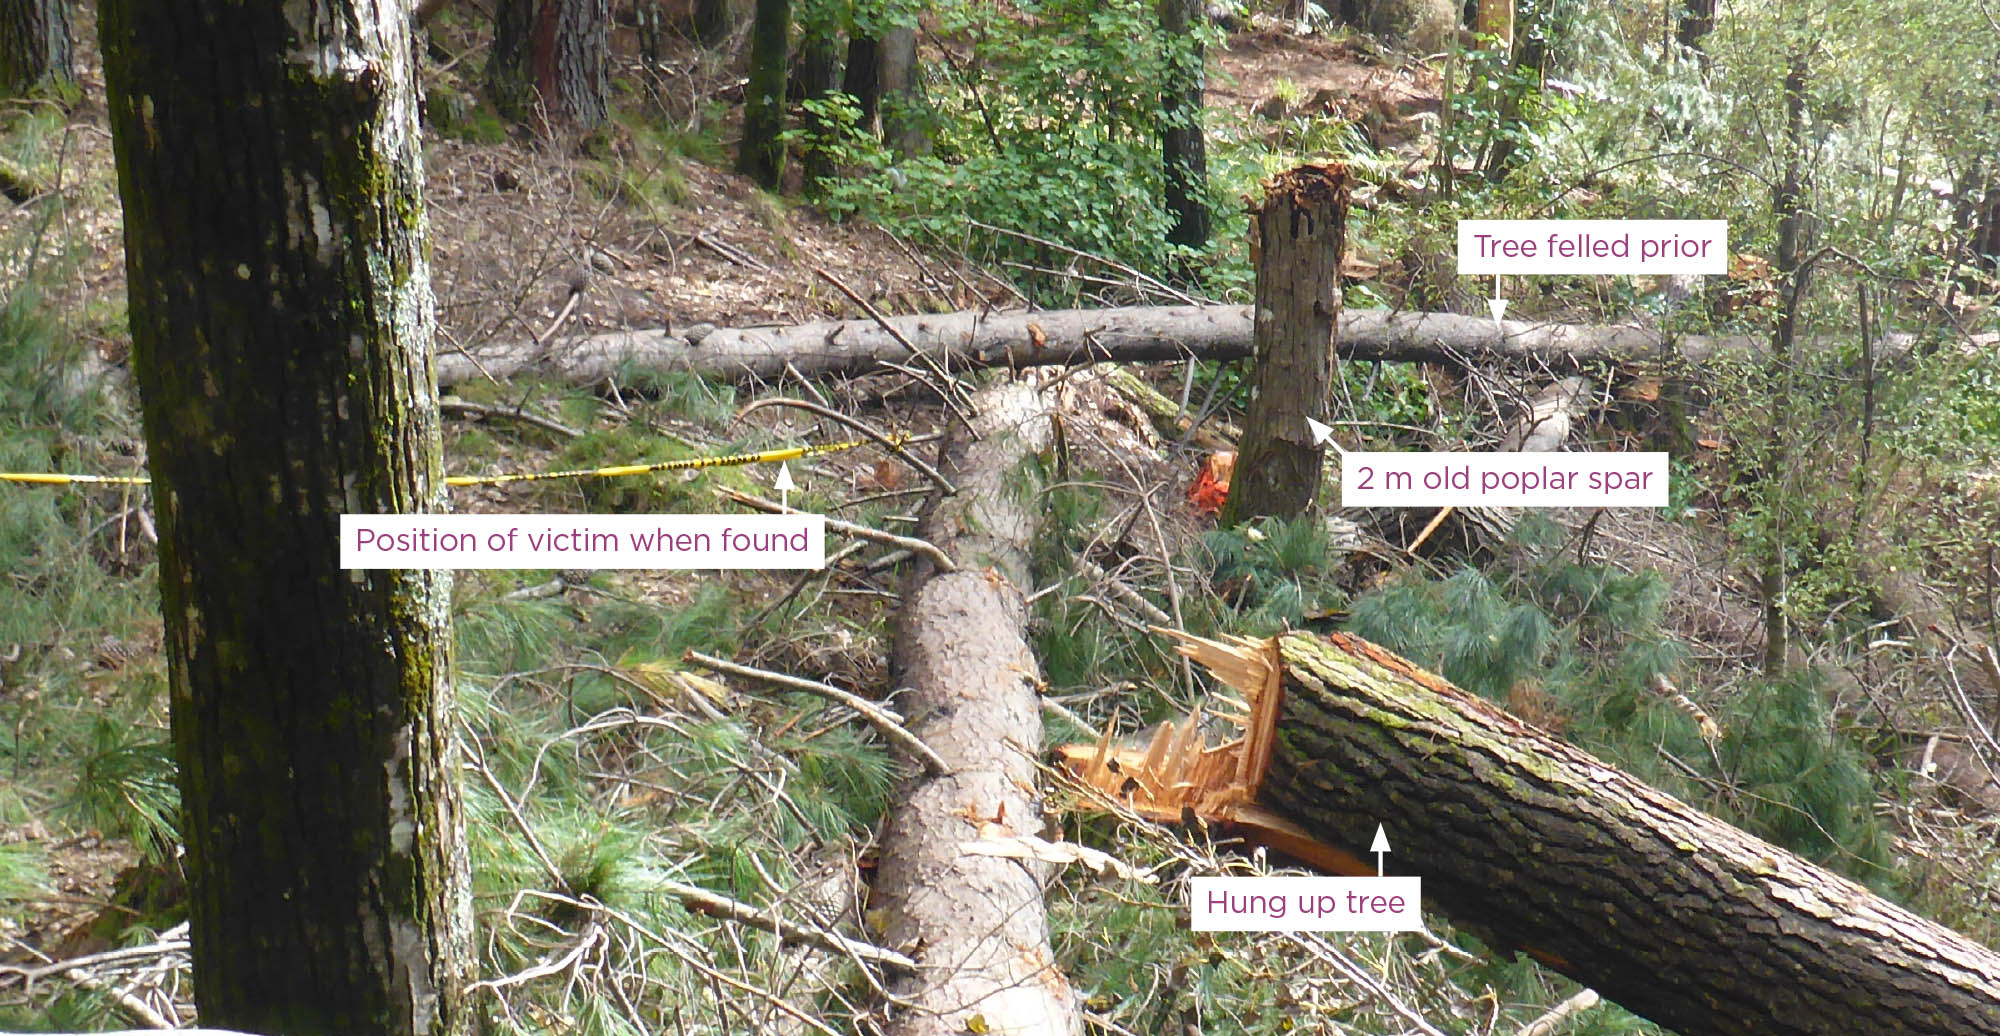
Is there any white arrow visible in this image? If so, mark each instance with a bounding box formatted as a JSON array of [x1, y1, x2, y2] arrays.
[[1305, 416, 1346, 456], [773, 462, 797, 511], [1488, 273, 1509, 329], [1370, 824, 1391, 877]]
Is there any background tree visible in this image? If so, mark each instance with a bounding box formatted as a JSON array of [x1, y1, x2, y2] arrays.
[[1159, 0, 1209, 249], [739, 0, 791, 186], [96, 3, 471, 1034], [488, 0, 610, 130], [0, 0, 70, 96]]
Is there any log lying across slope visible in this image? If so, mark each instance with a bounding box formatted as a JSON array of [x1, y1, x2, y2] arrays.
[[873, 380, 1078, 1036], [437, 305, 1991, 388], [1061, 629, 2000, 1036]]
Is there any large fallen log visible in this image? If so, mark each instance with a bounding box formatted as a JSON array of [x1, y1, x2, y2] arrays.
[[872, 379, 1079, 1036], [1060, 629, 2000, 1036], [439, 306, 1966, 388]]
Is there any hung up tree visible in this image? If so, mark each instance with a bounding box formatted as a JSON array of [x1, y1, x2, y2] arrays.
[[1222, 163, 1350, 525], [1060, 629, 2000, 1036], [99, 3, 470, 1034]]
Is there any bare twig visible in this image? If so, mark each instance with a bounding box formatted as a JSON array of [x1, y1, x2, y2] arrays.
[[718, 487, 956, 572], [734, 395, 956, 494], [1518, 989, 1602, 1036], [655, 875, 917, 972], [683, 648, 951, 776], [693, 230, 771, 272], [441, 399, 582, 438]]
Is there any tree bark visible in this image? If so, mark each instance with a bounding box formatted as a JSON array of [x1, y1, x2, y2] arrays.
[[1222, 164, 1349, 526], [1675, 0, 1716, 54], [841, 33, 883, 134], [99, 4, 471, 1036], [1159, 0, 1210, 250], [694, 0, 731, 46], [487, 0, 608, 130], [877, 24, 926, 155], [432, 305, 1993, 389], [1065, 629, 2000, 1036], [875, 380, 1079, 1036], [0, 0, 69, 95], [738, 0, 790, 187]]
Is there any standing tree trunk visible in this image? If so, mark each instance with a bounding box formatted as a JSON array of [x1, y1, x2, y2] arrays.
[[1761, 50, 1811, 679], [1474, 0, 1511, 46], [694, 0, 732, 46], [1159, 0, 1210, 250], [793, 8, 844, 188], [738, 0, 791, 187], [98, 4, 471, 1036], [1222, 164, 1350, 526], [1675, 0, 1716, 55], [0, 0, 70, 96], [841, 33, 883, 133], [877, 24, 926, 155], [488, 0, 609, 130]]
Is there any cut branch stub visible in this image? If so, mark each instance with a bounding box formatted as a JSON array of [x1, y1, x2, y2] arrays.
[[1056, 628, 2000, 1036]]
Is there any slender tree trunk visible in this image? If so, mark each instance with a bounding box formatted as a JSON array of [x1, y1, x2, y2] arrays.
[[0, 0, 70, 95], [794, 13, 843, 188], [98, 4, 470, 1036], [877, 24, 927, 155], [487, 0, 609, 130], [841, 33, 883, 133], [1474, 0, 1511, 45], [1762, 51, 1811, 679], [1160, 0, 1210, 250], [1222, 164, 1350, 525], [738, 0, 791, 187]]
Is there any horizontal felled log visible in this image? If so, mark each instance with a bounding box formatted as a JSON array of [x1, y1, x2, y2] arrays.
[[437, 305, 1988, 388]]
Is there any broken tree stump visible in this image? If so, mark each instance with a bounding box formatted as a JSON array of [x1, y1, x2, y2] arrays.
[[1060, 628, 2000, 1036]]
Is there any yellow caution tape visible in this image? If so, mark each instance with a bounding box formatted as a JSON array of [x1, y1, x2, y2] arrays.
[[2, 436, 896, 489]]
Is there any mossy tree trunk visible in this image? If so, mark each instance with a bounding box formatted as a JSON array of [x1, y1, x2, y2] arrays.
[[488, 0, 609, 130], [98, 4, 470, 1035], [1159, 0, 1210, 250], [0, 0, 69, 95], [739, 0, 791, 187], [1761, 50, 1811, 679], [1257, 630, 2000, 1036], [1222, 164, 1349, 526]]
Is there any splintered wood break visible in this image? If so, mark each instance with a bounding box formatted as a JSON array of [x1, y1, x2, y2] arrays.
[[1055, 627, 1371, 876]]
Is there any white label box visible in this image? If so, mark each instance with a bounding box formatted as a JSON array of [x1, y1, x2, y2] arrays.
[[1341, 452, 1669, 508], [340, 513, 825, 569], [1191, 876, 1423, 932], [1458, 219, 1728, 275]]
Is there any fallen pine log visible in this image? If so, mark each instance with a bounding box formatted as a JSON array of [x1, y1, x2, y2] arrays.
[[1059, 628, 2000, 1036], [435, 306, 1989, 388], [872, 379, 1079, 1036]]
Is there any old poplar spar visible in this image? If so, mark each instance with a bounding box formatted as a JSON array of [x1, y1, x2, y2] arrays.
[[1059, 629, 2000, 1036]]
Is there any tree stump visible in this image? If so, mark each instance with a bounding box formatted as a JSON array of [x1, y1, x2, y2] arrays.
[[1223, 163, 1350, 526]]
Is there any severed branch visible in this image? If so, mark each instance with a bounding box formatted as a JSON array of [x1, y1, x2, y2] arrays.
[[682, 648, 951, 776], [718, 487, 957, 572]]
